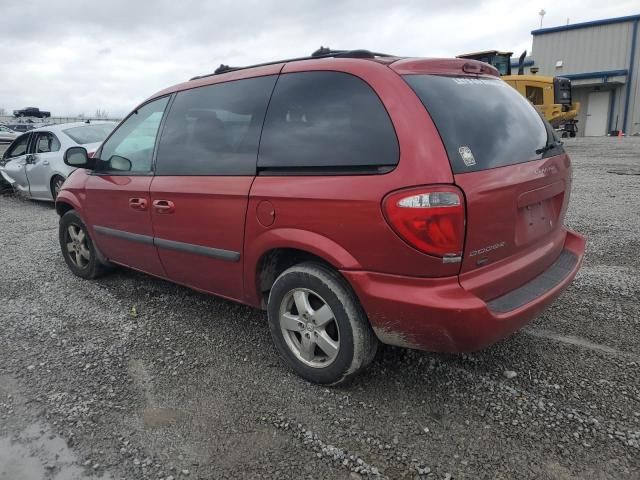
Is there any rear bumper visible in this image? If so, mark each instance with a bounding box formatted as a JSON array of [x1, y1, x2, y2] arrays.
[[343, 229, 585, 353]]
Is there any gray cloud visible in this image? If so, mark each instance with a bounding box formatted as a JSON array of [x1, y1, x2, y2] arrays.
[[0, 0, 638, 116]]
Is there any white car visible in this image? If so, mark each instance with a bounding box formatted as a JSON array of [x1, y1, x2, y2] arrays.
[[0, 121, 116, 200], [0, 125, 18, 143]]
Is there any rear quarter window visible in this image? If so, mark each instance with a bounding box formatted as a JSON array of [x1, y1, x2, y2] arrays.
[[258, 71, 399, 173], [63, 124, 115, 145], [404, 75, 553, 173]]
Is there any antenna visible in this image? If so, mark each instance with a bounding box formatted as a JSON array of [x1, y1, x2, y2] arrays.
[[539, 9, 546, 28]]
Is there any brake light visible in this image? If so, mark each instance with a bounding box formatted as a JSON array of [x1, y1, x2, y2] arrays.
[[383, 186, 465, 258], [462, 61, 499, 76]]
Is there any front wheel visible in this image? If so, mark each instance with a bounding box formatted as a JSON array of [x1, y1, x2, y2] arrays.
[[59, 210, 106, 279], [51, 175, 65, 199], [267, 262, 378, 385]]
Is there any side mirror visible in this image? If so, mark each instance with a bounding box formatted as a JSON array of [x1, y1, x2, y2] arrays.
[[64, 146, 95, 169], [108, 155, 132, 171]]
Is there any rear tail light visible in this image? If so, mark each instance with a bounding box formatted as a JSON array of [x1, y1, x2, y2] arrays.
[[383, 186, 465, 258]]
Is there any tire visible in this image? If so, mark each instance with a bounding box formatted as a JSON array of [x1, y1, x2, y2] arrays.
[[569, 132, 576, 138], [59, 210, 106, 279], [51, 175, 65, 199], [267, 262, 378, 385]]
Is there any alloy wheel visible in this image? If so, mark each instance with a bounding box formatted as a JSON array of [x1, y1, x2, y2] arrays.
[[53, 177, 64, 198], [279, 288, 340, 368], [65, 224, 91, 269]]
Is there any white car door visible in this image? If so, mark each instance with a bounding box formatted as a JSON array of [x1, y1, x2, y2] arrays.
[[25, 132, 61, 199], [1, 133, 32, 194]]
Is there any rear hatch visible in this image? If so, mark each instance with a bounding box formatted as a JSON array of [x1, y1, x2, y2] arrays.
[[403, 73, 571, 300]]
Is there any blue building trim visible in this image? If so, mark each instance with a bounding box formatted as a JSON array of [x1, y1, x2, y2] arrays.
[[532, 14, 640, 35], [559, 69, 628, 81], [622, 19, 639, 133]]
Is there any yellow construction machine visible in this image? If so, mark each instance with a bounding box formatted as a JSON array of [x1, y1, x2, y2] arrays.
[[457, 50, 580, 137]]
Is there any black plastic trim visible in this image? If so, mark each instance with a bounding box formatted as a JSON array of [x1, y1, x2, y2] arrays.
[[257, 165, 395, 176], [487, 250, 578, 314], [154, 238, 240, 262], [190, 48, 394, 80], [94, 226, 240, 262], [94, 226, 154, 245]]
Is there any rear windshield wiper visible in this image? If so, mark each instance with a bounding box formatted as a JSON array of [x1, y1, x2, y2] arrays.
[[536, 139, 563, 155]]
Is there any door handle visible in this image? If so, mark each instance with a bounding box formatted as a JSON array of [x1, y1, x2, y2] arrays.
[[129, 198, 148, 211], [152, 199, 175, 214], [42, 160, 50, 165]]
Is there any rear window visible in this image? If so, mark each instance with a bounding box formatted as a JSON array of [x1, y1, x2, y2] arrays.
[[258, 71, 398, 173], [63, 124, 115, 145], [404, 75, 551, 173]]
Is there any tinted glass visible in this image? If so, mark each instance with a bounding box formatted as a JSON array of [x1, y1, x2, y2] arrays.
[[6, 134, 30, 158], [258, 72, 398, 171], [99, 97, 169, 172], [63, 124, 115, 145], [156, 76, 277, 175], [404, 75, 551, 173], [35, 133, 61, 153]]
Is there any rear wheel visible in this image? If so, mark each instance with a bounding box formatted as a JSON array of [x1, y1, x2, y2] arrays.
[[59, 210, 106, 279], [267, 262, 378, 385], [51, 175, 65, 199]]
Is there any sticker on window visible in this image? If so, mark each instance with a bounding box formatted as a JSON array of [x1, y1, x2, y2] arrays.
[[458, 146, 476, 166]]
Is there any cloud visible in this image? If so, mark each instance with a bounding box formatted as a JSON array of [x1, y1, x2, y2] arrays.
[[0, 0, 637, 116]]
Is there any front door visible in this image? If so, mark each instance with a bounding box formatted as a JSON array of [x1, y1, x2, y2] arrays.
[[84, 96, 170, 277], [1, 133, 32, 194], [149, 75, 277, 300], [584, 90, 610, 136], [25, 132, 61, 199]]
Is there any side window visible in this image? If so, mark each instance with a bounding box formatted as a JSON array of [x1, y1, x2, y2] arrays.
[[99, 96, 169, 172], [155, 75, 277, 175], [258, 71, 399, 171], [6, 134, 30, 158], [35, 133, 61, 153], [526, 86, 544, 105]]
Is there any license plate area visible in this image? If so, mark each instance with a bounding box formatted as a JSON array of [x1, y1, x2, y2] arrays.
[[515, 197, 560, 246]]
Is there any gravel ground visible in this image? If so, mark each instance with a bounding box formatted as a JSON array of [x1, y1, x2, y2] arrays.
[[0, 137, 639, 480]]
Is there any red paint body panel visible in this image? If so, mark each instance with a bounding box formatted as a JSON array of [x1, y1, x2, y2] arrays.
[[149, 176, 251, 299], [84, 174, 165, 277], [390, 57, 500, 77], [55, 169, 88, 216], [345, 230, 585, 352], [454, 154, 572, 300]]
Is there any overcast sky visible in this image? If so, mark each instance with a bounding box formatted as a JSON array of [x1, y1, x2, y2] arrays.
[[0, 0, 638, 117]]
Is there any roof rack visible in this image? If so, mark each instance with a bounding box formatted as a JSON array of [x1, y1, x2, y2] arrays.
[[189, 47, 393, 81]]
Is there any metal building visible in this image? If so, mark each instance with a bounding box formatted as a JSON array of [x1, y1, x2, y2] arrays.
[[516, 14, 639, 136]]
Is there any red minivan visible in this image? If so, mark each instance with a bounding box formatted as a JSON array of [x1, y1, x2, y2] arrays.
[[57, 49, 585, 384]]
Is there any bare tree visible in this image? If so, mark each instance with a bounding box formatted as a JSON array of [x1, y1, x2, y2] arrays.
[[94, 108, 109, 119], [0, 107, 6, 116]]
